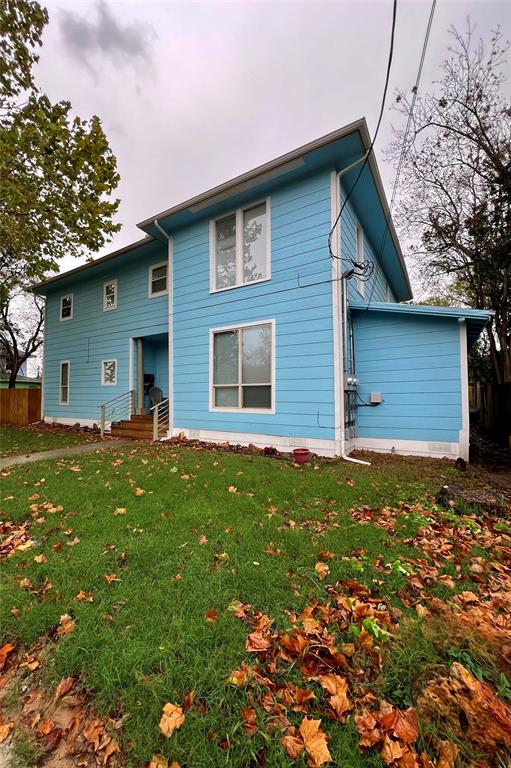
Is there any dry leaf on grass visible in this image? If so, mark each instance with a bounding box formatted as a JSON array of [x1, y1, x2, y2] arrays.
[[281, 730, 305, 759], [314, 562, 330, 581], [0, 722, 14, 743], [0, 642, 15, 671], [113, 508, 127, 516], [34, 554, 47, 563], [57, 614, 75, 635], [299, 717, 331, 766], [134, 488, 145, 496], [159, 703, 185, 738], [54, 676, 75, 700], [316, 674, 352, 720], [205, 609, 220, 622], [75, 590, 93, 602]]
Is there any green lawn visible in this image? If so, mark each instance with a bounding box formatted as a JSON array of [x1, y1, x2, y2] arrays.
[[0, 425, 101, 458], [0, 442, 509, 767]]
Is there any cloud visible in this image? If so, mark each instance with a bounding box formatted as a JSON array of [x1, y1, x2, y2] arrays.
[[59, 1, 155, 71]]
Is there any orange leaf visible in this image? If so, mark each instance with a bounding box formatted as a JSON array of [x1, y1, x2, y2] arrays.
[[134, 488, 145, 496], [299, 717, 331, 766], [240, 707, 257, 737], [149, 756, 168, 768], [57, 614, 75, 635], [54, 676, 75, 700], [245, 630, 272, 653], [0, 643, 15, 671], [314, 562, 330, 581], [159, 703, 185, 738], [281, 733, 305, 759], [379, 708, 418, 745], [34, 554, 47, 563], [75, 590, 94, 602], [317, 674, 352, 720], [103, 738, 119, 764], [0, 722, 14, 743], [205, 609, 219, 623], [105, 574, 120, 583], [228, 667, 249, 686]]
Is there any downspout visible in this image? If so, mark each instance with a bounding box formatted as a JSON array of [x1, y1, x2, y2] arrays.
[[153, 219, 173, 437], [334, 163, 371, 466]]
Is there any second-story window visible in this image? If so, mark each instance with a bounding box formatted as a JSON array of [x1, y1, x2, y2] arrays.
[[103, 280, 117, 311], [60, 294, 73, 321], [211, 200, 270, 291], [149, 262, 168, 297]]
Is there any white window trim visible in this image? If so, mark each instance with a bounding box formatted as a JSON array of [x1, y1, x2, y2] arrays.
[[209, 197, 272, 294], [148, 261, 168, 298], [60, 293, 74, 321], [209, 319, 276, 414], [101, 358, 117, 386], [59, 360, 70, 405], [103, 279, 118, 311], [355, 224, 365, 298]]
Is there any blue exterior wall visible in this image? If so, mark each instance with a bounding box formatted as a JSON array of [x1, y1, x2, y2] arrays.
[[43, 240, 167, 422], [340, 184, 395, 305], [172, 170, 336, 440], [353, 310, 462, 443]]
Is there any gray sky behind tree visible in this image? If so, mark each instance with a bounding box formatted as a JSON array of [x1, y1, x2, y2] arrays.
[[36, 0, 510, 277]]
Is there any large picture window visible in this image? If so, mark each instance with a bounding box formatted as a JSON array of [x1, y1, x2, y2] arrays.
[[211, 200, 270, 291], [59, 361, 70, 404], [211, 321, 274, 411]]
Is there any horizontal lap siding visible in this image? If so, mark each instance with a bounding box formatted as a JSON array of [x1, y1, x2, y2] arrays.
[[353, 312, 462, 442], [172, 171, 335, 439], [43, 241, 167, 421], [340, 185, 394, 304]]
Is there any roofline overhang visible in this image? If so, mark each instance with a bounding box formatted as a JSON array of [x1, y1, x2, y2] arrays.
[[32, 236, 155, 293], [137, 117, 412, 300], [349, 300, 494, 321]]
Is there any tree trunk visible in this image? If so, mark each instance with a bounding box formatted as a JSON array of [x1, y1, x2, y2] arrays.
[[8, 366, 17, 388]]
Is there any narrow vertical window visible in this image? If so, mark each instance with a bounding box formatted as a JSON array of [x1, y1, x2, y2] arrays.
[[212, 322, 273, 410], [103, 280, 117, 311], [101, 359, 117, 386], [212, 200, 270, 290], [60, 294, 73, 320], [60, 362, 69, 404], [356, 224, 365, 298], [215, 213, 237, 290], [149, 263, 168, 297]]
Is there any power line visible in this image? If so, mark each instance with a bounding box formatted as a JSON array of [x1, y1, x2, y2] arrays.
[[363, 0, 437, 308], [328, 0, 398, 262]]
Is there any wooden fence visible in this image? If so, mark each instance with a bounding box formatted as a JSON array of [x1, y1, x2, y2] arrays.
[[0, 388, 42, 427], [469, 381, 511, 444]]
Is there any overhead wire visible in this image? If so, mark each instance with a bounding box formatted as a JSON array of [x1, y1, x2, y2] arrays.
[[328, 0, 398, 265], [363, 0, 437, 308]]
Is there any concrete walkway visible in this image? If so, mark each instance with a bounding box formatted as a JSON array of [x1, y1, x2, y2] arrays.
[[0, 439, 132, 470]]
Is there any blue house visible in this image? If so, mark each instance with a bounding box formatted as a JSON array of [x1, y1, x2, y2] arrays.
[[35, 119, 492, 460]]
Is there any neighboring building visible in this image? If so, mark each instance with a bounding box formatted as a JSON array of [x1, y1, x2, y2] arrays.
[[0, 374, 42, 389], [0, 343, 28, 377], [34, 119, 492, 459]]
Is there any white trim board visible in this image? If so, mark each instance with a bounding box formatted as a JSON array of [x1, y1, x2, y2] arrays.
[[166, 427, 337, 457], [353, 436, 461, 460], [459, 321, 470, 461]]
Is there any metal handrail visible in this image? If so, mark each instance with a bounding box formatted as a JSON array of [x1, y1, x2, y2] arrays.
[[151, 398, 170, 441], [100, 389, 135, 436]]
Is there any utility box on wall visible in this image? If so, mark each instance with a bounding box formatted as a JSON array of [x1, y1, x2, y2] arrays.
[[370, 392, 383, 405]]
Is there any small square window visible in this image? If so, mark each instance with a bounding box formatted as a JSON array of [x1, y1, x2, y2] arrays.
[[149, 263, 168, 297], [60, 294, 73, 320], [101, 359, 117, 386], [103, 280, 117, 311]]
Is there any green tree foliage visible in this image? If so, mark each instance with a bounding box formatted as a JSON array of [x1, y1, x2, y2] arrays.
[[0, 0, 120, 385], [388, 24, 511, 383]]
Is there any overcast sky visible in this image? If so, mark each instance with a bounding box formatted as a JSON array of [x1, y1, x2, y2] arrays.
[[36, 0, 510, 275]]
